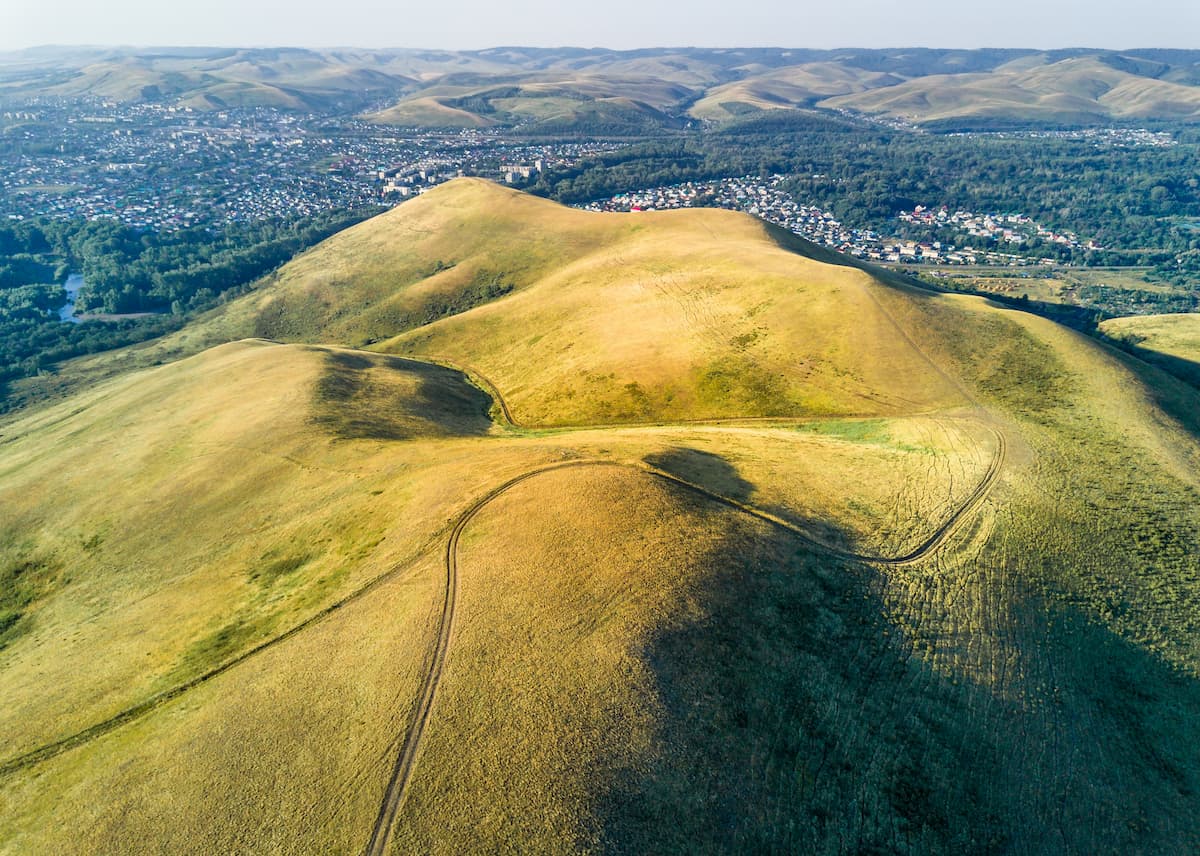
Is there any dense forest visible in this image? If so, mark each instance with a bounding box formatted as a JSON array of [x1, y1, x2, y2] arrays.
[[523, 114, 1200, 266], [0, 208, 379, 395]]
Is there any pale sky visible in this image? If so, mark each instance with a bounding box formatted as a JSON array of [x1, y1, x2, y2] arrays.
[[2, 0, 1198, 52]]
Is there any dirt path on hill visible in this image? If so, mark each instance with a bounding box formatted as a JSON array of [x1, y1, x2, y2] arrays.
[[364, 426, 1006, 854], [0, 341, 1007, 856], [0, 418, 1002, 784]]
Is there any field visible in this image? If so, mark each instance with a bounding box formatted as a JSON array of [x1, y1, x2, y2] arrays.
[[1, 182, 1198, 853], [687, 62, 903, 122], [917, 265, 1197, 320], [1099, 312, 1200, 387]]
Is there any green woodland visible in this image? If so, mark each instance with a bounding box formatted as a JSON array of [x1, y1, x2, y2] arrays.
[[526, 115, 1200, 264], [4, 115, 1200, 403], [0, 209, 378, 391]]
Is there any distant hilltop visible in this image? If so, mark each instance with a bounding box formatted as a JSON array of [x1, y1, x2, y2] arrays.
[[3, 46, 1200, 128]]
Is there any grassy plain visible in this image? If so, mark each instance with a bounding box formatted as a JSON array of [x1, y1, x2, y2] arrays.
[[1, 182, 1199, 853]]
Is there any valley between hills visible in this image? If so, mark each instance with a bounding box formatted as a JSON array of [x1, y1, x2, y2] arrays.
[[0, 179, 1198, 853]]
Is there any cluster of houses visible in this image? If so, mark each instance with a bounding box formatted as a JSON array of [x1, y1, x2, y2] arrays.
[[580, 176, 882, 256], [379, 159, 546, 197], [951, 127, 1176, 148], [898, 205, 1100, 252], [2, 100, 620, 230], [580, 176, 1064, 267]]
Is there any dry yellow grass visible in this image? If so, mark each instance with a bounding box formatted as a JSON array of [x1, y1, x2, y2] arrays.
[[13, 179, 968, 424], [2, 182, 1199, 853], [688, 62, 901, 121], [821, 56, 1200, 124], [0, 332, 997, 852], [1100, 312, 1200, 363], [367, 96, 499, 128], [371, 181, 966, 424]]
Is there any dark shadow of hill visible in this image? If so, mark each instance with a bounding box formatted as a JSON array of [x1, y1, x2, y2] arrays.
[[643, 446, 866, 553], [644, 447, 754, 502], [594, 480, 1200, 854], [1096, 340, 1200, 441], [1123, 344, 1200, 392], [311, 349, 494, 441]]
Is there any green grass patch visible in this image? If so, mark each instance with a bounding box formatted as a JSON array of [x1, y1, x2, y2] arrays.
[[695, 357, 795, 417], [248, 552, 312, 586], [0, 548, 62, 650], [795, 418, 891, 444], [165, 611, 276, 684]]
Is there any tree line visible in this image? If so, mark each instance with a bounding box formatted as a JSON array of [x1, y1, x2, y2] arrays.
[[524, 116, 1200, 266], [0, 207, 380, 397]]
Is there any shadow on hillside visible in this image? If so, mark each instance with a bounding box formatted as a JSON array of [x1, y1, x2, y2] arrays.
[[1125, 344, 1200, 392], [594, 485, 1200, 854], [311, 350, 494, 441], [643, 447, 754, 502], [642, 447, 867, 553]]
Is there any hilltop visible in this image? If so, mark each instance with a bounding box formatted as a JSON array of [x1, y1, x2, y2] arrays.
[[821, 55, 1200, 127], [35, 179, 967, 424], [6, 46, 1200, 127], [1, 181, 1199, 853]]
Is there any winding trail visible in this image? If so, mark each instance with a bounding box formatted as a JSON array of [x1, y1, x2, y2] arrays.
[[0, 526, 456, 779], [0, 342, 1007, 856], [364, 422, 1007, 854]]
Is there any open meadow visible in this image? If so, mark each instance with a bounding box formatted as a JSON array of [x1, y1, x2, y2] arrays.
[[1, 180, 1198, 853]]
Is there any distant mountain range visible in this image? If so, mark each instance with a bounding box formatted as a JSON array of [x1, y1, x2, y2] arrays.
[[4, 46, 1200, 127]]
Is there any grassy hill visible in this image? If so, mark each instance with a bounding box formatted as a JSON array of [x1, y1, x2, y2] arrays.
[[0, 48, 416, 111], [1101, 312, 1200, 361], [1, 181, 1199, 853], [1101, 312, 1200, 387], [364, 75, 691, 131], [36, 179, 965, 423], [688, 62, 904, 122], [8, 47, 1200, 127], [821, 55, 1200, 126]]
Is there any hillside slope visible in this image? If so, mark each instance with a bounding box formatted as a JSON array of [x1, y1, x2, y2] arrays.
[[10, 49, 415, 111], [34, 179, 967, 425], [1100, 312, 1200, 387], [1101, 312, 1200, 363], [363, 75, 691, 130], [821, 55, 1200, 125], [1, 182, 1199, 854], [688, 62, 904, 121]]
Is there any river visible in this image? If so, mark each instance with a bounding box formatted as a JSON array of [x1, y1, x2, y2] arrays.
[[58, 273, 85, 324]]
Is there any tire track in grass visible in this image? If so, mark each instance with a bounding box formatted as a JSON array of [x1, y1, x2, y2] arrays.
[[365, 430, 1007, 852], [363, 459, 610, 856], [0, 342, 1006, 844], [0, 528, 454, 779], [0, 418, 1001, 782]]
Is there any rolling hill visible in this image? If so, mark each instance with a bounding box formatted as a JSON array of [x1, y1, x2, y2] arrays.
[[0, 48, 417, 111], [1101, 311, 1200, 361], [821, 55, 1200, 126], [1100, 312, 1200, 386], [364, 74, 692, 131], [688, 62, 904, 122], [8, 46, 1200, 128], [1, 180, 1199, 853]]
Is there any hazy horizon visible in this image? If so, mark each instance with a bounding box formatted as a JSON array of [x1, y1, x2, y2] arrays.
[[4, 0, 1198, 54]]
